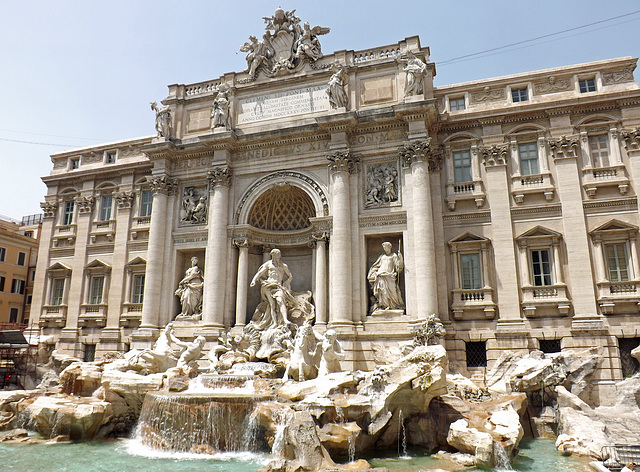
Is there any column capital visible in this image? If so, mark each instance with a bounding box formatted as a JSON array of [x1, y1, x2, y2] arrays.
[[398, 139, 442, 172], [548, 135, 580, 160], [622, 127, 640, 151], [115, 191, 135, 209], [148, 175, 178, 195], [327, 149, 359, 174], [232, 238, 251, 249], [75, 196, 95, 214], [207, 166, 232, 188], [480, 144, 509, 167], [312, 231, 330, 243], [41, 201, 57, 219]]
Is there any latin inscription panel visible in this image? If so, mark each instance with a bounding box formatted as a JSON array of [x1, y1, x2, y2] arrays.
[[237, 85, 329, 124]]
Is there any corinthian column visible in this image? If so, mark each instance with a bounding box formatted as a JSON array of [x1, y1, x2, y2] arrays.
[[398, 139, 440, 318], [327, 150, 359, 326], [203, 166, 232, 328], [140, 175, 176, 329]]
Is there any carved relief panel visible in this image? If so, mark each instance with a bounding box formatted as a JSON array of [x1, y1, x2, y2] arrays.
[[363, 161, 401, 209], [179, 185, 208, 226]]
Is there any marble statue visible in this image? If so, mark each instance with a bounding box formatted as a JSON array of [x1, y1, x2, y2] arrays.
[[126, 322, 189, 374], [239, 35, 272, 78], [211, 84, 231, 130], [284, 321, 322, 381], [326, 62, 348, 109], [318, 328, 344, 376], [177, 335, 206, 370], [398, 51, 427, 97], [295, 22, 329, 62], [368, 242, 404, 313], [150, 101, 172, 139], [174, 256, 204, 319], [250, 248, 295, 329]]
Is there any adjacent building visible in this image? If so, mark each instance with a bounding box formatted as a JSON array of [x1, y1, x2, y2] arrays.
[[28, 9, 640, 398]]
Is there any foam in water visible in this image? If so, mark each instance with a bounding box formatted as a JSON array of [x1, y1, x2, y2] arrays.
[[493, 441, 514, 471]]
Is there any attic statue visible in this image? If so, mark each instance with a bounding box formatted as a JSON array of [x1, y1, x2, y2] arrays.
[[150, 101, 172, 139], [398, 51, 427, 97]]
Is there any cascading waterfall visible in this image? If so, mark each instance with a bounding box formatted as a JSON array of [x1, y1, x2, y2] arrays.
[[136, 391, 272, 454], [398, 409, 408, 458], [271, 407, 293, 458], [493, 441, 513, 471], [335, 405, 356, 463]]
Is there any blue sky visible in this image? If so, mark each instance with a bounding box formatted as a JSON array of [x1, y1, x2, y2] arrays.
[[2, 0, 640, 219]]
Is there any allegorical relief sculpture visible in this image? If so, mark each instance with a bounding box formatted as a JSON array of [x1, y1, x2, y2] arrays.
[[365, 163, 399, 207], [150, 101, 172, 139], [180, 187, 208, 224], [211, 83, 231, 130], [368, 241, 404, 314], [326, 62, 348, 109], [240, 7, 330, 79], [398, 51, 427, 97], [174, 256, 204, 320]]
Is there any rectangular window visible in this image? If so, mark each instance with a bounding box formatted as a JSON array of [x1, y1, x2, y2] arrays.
[[140, 190, 153, 217], [539, 339, 562, 354], [588, 135, 610, 168], [63, 201, 74, 225], [90, 276, 105, 304], [518, 142, 539, 176], [26, 294, 32, 305], [530, 249, 552, 286], [512, 87, 528, 103], [132, 274, 145, 304], [579, 78, 596, 93], [83, 344, 96, 362], [9, 308, 18, 323], [100, 195, 112, 221], [460, 253, 482, 290], [0, 247, 5, 262], [11, 279, 25, 295], [453, 150, 472, 183], [17, 252, 26, 266], [466, 341, 487, 368], [605, 243, 630, 282], [71, 158, 79, 169], [51, 278, 65, 305], [106, 152, 116, 164], [0, 276, 5, 291], [449, 96, 466, 111]]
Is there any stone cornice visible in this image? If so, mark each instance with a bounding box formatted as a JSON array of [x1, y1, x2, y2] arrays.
[[315, 111, 358, 132], [42, 161, 152, 186]]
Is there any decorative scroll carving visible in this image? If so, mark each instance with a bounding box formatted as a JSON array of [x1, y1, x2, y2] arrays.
[[622, 127, 640, 151], [180, 186, 208, 225], [470, 86, 505, 104], [602, 66, 636, 85], [548, 136, 580, 159], [533, 76, 572, 94], [148, 175, 178, 195], [41, 202, 57, 219], [480, 145, 509, 167], [365, 162, 399, 208], [115, 191, 134, 209], [327, 149, 359, 174], [207, 166, 232, 188], [75, 196, 95, 214]]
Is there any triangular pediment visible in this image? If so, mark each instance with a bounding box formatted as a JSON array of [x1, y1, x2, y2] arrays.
[[591, 219, 638, 234], [126, 256, 147, 267], [47, 262, 72, 272], [85, 259, 111, 270], [449, 232, 489, 244], [516, 226, 562, 240]]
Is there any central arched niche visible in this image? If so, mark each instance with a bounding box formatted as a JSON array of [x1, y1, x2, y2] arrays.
[[248, 184, 314, 231], [244, 183, 317, 324]]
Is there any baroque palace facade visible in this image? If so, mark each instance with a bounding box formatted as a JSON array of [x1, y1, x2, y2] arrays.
[[29, 9, 640, 400]]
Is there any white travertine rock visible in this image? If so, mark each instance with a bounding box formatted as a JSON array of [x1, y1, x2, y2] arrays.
[[447, 418, 493, 466]]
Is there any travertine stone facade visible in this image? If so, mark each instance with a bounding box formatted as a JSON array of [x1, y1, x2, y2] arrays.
[[29, 12, 640, 401]]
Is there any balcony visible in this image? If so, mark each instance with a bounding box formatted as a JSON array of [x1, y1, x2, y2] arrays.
[[450, 287, 496, 319], [120, 304, 143, 327], [41, 305, 67, 327], [79, 304, 107, 327], [582, 164, 630, 198], [53, 224, 77, 247], [510, 172, 555, 204], [445, 180, 486, 211], [596, 280, 640, 314], [521, 283, 571, 317], [90, 220, 115, 243]]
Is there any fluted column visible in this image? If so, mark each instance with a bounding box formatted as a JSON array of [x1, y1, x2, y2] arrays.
[[327, 150, 358, 326], [399, 140, 440, 317], [140, 175, 176, 329], [313, 231, 329, 326], [234, 239, 250, 327], [203, 166, 232, 328]]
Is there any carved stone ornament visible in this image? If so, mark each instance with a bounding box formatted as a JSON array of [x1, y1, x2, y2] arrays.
[[211, 84, 232, 130], [622, 127, 640, 151], [327, 150, 359, 174], [398, 51, 427, 97], [480, 144, 509, 167], [180, 186, 208, 225], [41, 201, 57, 219], [115, 191, 134, 209], [548, 136, 580, 159], [326, 62, 349, 109], [533, 76, 572, 94], [150, 101, 172, 139], [207, 166, 232, 187], [602, 65, 636, 85], [365, 162, 400, 208], [398, 139, 442, 172], [148, 175, 178, 195], [239, 7, 330, 80], [75, 196, 95, 214], [470, 86, 505, 104]]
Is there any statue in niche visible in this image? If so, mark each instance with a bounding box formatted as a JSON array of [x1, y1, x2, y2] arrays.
[[174, 256, 204, 319], [250, 248, 296, 329], [150, 101, 172, 139], [239, 34, 273, 78], [368, 241, 404, 313], [318, 328, 344, 376], [181, 188, 207, 224], [398, 51, 427, 97], [366, 163, 399, 207], [326, 62, 348, 109], [211, 84, 231, 130]]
